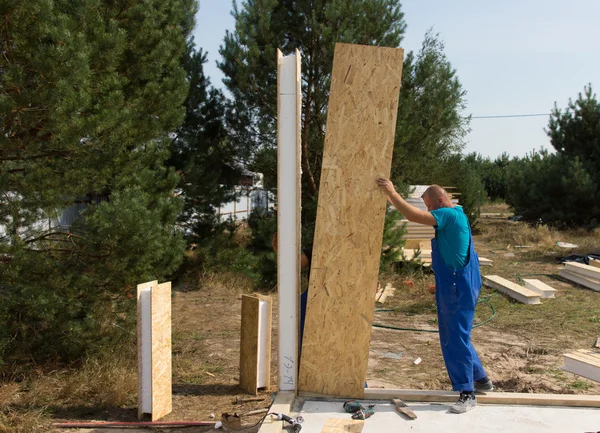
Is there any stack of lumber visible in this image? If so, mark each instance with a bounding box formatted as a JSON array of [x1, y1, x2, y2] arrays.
[[560, 262, 600, 292], [483, 275, 542, 305], [401, 248, 493, 267], [563, 349, 600, 382]]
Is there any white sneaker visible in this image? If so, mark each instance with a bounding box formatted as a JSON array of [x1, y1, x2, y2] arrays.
[[450, 392, 476, 413], [474, 379, 494, 393]]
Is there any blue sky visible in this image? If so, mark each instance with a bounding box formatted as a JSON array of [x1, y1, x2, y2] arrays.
[[193, 0, 600, 159]]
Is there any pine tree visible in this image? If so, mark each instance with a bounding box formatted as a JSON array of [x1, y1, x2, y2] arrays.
[[169, 42, 243, 244], [547, 84, 600, 187], [505, 85, 600, 227], [218, 0, 406, 244], [392, 30, 469, 187], [0, 0, 196, 362]]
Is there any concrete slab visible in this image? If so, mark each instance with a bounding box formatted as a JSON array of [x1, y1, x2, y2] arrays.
[[297, 400, 600, 433]]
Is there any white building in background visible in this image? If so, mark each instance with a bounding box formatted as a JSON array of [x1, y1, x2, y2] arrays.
[[217, 172, 275, 221]]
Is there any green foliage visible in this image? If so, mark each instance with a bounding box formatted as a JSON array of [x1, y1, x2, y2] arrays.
[[0, 0, 195, 363], [392, 30, 469, 186], [431, 155, 486, 224], [506, 150, 597, 227], [379, 207, 407, 274], [169, 42, 244, 244], [246, 209, 278, 290], [464, 152, 512, 201], [219, 0, 406, 247], [506, 84, 600, 228]]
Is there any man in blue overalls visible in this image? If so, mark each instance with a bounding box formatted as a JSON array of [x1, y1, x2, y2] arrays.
[[376, 179, 493, 413]]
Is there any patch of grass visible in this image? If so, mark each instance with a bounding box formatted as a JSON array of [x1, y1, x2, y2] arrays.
[[0, 348, 137, 433], [589, 315, 600, 323], [523, 366, 545, 374], [569, 380, 593, 390]]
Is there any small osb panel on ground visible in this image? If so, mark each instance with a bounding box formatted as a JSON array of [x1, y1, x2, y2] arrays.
[[240, 295, 260, 394], [320, 418, 364, 433], [151, 282, 172, 421], [299, 43, 404, 398]]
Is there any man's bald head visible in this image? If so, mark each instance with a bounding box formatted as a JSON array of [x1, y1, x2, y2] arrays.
[[422, 184, 452, 211]]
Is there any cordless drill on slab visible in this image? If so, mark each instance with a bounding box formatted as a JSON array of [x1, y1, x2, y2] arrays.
[[343, 400, 375, 420]]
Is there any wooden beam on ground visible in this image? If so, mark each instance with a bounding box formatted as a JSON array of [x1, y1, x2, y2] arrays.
[[563, 349, 600, 383], [483, 275, 541, 304], [589, 259, 600, 269], [276, 49, 302, 391], [300, 389, 600, 407], [523, 279, 557, 298], [564, 262, 600, 282], [258, 391, 295, 433], [560, 269, 600, 292], [299, 43, 404, 398]]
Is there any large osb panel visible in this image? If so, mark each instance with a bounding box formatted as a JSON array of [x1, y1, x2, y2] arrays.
[[239, 295, 260, 394], [299, 43, 404, 397], [151, 282, 172, 421]]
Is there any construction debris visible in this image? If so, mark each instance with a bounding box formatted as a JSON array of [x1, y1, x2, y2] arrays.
[[375, 283, 396, 303], [391, 398, 417, 420]]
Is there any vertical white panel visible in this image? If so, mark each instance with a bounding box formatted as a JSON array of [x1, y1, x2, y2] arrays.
[[257, 299, 269, 388], [277, 49, 301, 391], [140, 287, 152, 413]]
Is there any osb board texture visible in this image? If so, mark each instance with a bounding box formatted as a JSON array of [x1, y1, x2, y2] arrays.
[[240, 295, 260, 394], [299, 43, 404, 398], [320, 418, 364, 433], [151, 282, 172, 421], [136, 280, 157, 419]]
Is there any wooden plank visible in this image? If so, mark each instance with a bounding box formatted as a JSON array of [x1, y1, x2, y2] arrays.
[[151, 282, 172, 421], [392, 398, 417, 420], [564, 262, 600, 281], [360, 389, 600, 407], [483, 275, 541, 304], [300, 389, 600, 407], [276, 49, 301, 391], [258, 391, 295, 433], [564, 349, 600, 367], [560, 269, 600, 292], [523, 279, 557, 298], [240, 295, 260, 394], [589, 259, 600, 269], [320, 418, 364, 433], [479, 257, 493, 266], [375, 283, 396, 304], [564, 350, 600, 382], [299, 43, 404, 398]]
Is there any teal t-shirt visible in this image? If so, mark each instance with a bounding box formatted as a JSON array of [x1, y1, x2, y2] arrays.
[[430, 206, 470, 270]]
